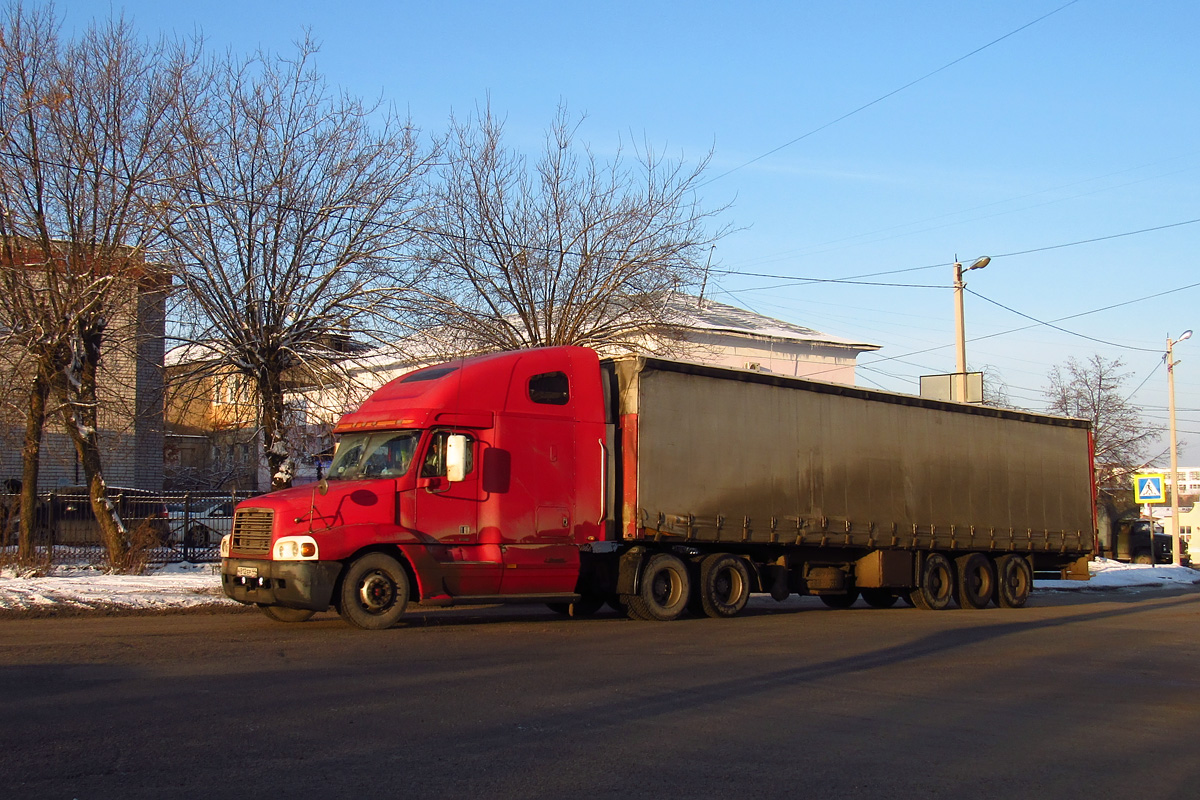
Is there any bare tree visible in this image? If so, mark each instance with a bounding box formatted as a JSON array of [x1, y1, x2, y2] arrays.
[[1044, 354, 1161, 487], [978, 363, 1019, 409], [412, 105, 729, 355], [0, 4, 190, 567], [163, 37, 433, 491]]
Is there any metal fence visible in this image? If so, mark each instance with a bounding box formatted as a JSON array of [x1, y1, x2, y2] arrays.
[[0, 489, 260, 566]]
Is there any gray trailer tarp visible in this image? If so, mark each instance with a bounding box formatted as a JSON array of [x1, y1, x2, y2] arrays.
[[611, 356, 1094, 560]]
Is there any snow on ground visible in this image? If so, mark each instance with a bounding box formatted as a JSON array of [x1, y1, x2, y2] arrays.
[[0, 557, 1196, 614], [1036, 557, 1200, 590], [0, 562, 233, 613]]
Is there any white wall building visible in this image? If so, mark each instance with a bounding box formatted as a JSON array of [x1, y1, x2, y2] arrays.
[[338, 295, 880, 399]]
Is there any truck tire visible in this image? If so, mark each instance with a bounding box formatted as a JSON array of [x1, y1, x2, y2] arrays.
[[909, 553, 954, 610], [259, 605, 315, 623], [861, 588, 899, 608], [337, 553, 410, 630], [995, 554, 1032, 609], [819, 588, 860, 609], [955, 553, 995, 610], [627, 553, 690, 621], [1132, 550, 1153, 565], [696, 553, 751, 618]]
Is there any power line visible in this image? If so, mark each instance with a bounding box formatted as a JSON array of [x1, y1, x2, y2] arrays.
[[700, 0, 1082, 186], [715, 217, 1200, 286], [966, 288, 1164, 353]]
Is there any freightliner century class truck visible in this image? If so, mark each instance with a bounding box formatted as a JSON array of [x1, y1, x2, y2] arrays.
[[220, 346, 1096, 629]]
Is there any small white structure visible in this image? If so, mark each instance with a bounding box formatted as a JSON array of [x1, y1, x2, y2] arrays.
[[658, 295, 880, 384], [339, 294, 880, 397]]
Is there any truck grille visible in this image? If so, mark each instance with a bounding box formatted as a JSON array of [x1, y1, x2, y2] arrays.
[[231, 508, 274, 554]]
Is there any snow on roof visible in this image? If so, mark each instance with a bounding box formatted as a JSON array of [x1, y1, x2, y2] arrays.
[[670, 295, 880, 351], [165, 342, 221, 367], [165, 296, 880, 373]]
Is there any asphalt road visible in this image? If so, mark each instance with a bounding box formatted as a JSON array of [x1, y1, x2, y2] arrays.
[[2, 588, 1199, 800]]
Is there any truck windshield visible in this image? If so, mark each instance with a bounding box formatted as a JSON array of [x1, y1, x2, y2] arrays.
[[327, 431, 421, 480]]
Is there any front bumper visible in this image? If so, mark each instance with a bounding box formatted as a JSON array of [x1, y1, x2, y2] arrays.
[[221, 558, 342, 612]]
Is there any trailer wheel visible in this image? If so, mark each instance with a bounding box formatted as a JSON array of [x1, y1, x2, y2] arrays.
[[696, 553, 751, 618], [995, 554, 1032, 609], [259, 605, 315, 623], [955, 553, 995, 610], [338, 553, 410, 630], [627, 553, 690, 621], [819, 588, 860, 609], [909, 553, 954, 610], [861, 588, 899, 608]]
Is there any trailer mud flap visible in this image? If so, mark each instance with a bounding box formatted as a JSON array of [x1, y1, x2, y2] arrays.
[[1061, 555, 1091, 581], [616, 546, 646, 595]]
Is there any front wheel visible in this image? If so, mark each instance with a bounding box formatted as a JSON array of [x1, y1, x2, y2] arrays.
[[338, 553, 410, 630], [259, 605, 315, 623]]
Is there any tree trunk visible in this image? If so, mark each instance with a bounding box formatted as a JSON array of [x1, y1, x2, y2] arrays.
[[18, 368, 50, 564], [259, 368, 294, 492], [61, 319, 130, 568]]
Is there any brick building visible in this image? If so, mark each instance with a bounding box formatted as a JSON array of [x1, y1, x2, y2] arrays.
[[0, 240, 167, 491]]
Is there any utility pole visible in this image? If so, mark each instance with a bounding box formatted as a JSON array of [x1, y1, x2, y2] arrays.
[[1167, 329, 1191, 566], [952, 256, 990, 401]]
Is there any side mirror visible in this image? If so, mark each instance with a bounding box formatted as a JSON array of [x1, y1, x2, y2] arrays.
[[446, 434, 468, 483]]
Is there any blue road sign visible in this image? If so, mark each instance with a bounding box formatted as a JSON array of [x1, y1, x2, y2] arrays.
[[1134, 474, 1166, 504]]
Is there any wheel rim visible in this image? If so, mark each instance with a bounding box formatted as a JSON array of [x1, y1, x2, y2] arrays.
[[651, 570, 681, 606], [358, 570, 397, 613], [931, 565, 951, 601], [1007, 567, 1028, 595], [714, 567, 742, 604]]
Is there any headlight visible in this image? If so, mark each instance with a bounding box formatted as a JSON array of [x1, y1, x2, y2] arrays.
[[220, 534, 231, 558], [272, 535, 319, 561]]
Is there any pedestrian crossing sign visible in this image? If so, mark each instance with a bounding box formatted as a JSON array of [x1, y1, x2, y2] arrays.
[[1134, 474, 1166, 504]]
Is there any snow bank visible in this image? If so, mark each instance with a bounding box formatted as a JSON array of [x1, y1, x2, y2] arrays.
[[1036, 557, 1200, 590], [0, 562, 233, 612], [0, 557, 1195, 614]]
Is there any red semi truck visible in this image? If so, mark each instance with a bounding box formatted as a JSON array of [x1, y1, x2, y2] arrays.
[[220, 346, 1096, 629]]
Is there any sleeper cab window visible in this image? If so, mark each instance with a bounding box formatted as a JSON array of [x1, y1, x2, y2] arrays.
[[529, 371, 569, 405], [421, 430, 475, 477]]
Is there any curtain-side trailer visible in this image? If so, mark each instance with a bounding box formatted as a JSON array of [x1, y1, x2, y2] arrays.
[[220, 346, 1095, 628], [608, 354, 1094, 619]]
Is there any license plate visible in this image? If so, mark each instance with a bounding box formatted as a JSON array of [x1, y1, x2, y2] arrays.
[[236, 565, 259, 578]]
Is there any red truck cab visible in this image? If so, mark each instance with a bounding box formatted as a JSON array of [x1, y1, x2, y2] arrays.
[[220, 346, 608, 628]]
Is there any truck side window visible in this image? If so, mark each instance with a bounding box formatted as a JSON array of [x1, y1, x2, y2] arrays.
[[529, 371, 569, 405], [421, 431, 475, 477], [362, 432, 420, 478]]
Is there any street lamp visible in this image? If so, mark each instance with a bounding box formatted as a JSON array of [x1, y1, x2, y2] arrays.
[[953, 255, 991, 401], [1167, 329, 1191, 566]]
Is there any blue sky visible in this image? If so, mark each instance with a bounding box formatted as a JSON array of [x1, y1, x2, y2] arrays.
[[62, 0, 1200, 460]]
